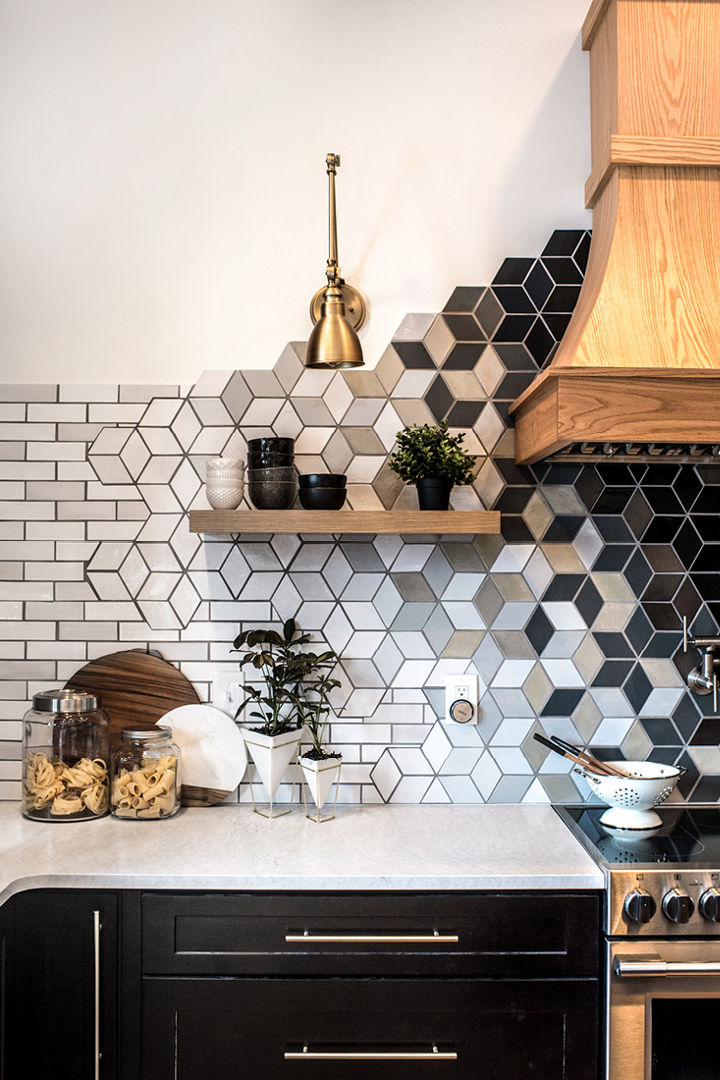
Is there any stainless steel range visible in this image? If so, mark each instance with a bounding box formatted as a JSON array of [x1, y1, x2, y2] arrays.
[[558, 805, 720, 1080]]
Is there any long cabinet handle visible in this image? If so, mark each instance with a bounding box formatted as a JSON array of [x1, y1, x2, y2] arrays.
[[614, 957, 720, 978], [285, 1045, 458, 1061], [93, 909, 101, 1080], [285, 931, 459, 944]]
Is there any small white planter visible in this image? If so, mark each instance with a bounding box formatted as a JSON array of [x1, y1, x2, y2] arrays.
[[241, 727, 301, 817], [298, 754, 342, 823]]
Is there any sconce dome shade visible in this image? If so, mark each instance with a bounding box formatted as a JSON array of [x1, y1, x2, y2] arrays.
[[304, 285, 364, 369]]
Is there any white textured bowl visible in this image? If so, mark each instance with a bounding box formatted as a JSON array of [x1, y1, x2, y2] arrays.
[[206, 472, 244, 485], [578, 760, 684, 829], [206, 457, 244, 472], [206, 485, 244, 510]]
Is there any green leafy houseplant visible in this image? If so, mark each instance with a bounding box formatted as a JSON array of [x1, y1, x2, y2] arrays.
[[295, 647, 342, 761], [388, 421, 478, 510], [232, 618, 312, 736]]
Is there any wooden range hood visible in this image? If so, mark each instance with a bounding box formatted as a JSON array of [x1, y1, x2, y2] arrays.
[[510, 0, 720, 465]]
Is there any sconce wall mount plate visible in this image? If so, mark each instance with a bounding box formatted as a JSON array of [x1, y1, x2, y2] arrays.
[[310, 282, 366, 332]]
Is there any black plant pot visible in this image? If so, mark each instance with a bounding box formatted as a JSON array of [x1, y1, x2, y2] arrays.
[[416, 477, 452, 511]]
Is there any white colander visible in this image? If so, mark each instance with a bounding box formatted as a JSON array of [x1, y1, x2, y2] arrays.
[[577, 760, 685, 829]]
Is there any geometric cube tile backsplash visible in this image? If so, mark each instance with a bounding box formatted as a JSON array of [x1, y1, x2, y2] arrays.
[[1, 227, 719, 805]]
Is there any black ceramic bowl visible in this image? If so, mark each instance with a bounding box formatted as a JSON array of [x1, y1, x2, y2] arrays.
[[298, 473, 347, 488], [298, 487, 347, 511], [248, 481, 297, 510], [247, 465, 297, 483], [247, 451, 294, 469], [247, 437, 294, 456]]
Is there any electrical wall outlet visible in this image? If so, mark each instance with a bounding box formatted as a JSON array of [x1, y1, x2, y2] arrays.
[[212, 671, 244, 718], [444, 673, 479, 724]]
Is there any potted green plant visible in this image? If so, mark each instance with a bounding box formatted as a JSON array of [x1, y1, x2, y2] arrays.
[[233, 618, 312, 816], [387, 420, 478, 510], [294, 646, 343, 822]]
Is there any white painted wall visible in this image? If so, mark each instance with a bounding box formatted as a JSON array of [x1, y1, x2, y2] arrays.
[[0, 0, 592, 383]]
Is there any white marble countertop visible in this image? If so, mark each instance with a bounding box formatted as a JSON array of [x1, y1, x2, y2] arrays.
[[0, 802, 602, 902]]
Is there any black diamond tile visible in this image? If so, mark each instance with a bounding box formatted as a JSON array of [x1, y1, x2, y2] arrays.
[[575, 466, 604, 512], [540, 688, 585, 716], [393, 341, 435, 369], [492, 286, 536, 314], [500, 516, 534, 542], [596, 464, 636, 486], [708, 600, 720, 625], [574, 232, 591, 272], [644, 486, 685, 515], [542, 313, 573, 340], [496, 486, 534, 513], [542, 516, 584, 542], [672, 695, 702, 741], [649, 746, 684, 767], [424, 375, 453, 422], [592, 660, 634, 686], [593, 632, 634, 658], [593, 745, 625, 761], [689, 775, 720, 802], [592, 487, 634, 514], [474, 290, 504, 336], [641, 464, 681, 486], [690, 572, 720, 601], [673, 467, 703, 510], [642, 545, 685, 573], [643, 631, 681, 658], [540, 463, 583, 485], [496, 370, 536, 399], [624, 550, 653, 596], [575, 578, 604, 625], [446, 400, 484, 427], [443, 286, 484, 312], [443, 343, 486, 370], [492, 258, 535, 285], [690, 547, 720, 573], [541, 574, 585, 602], [695, 465, 720, 485], [624, 609, 653, 655], [624, 663, 653, 711], [540, 256, 584, 285], [524, 262, 554, 308], [672, 578, 702, 621], [639, 717, 681, 745], [693, 516, 720, 542], [525, 606, 554, 655], [691, 718, 720, 745], [690, 488, 720, 513], [641, 574, 683, 602], [525, 318, 555, 366], [642, 601, 680, 630], [542, 285, 581, 313], [594, 516, 634, 542], [441, 314, 486, 341], [593, 545, 633, 571], [492, 344, 537, 371], [641, 517, 682, 544], [675, 751, 698, 798], [493, 314, 535, 343], [623, 491, 653, 539], [541, 230, 587, 257]]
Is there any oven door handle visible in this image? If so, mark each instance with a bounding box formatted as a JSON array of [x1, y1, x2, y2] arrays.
[[614, 956, 720, 978]]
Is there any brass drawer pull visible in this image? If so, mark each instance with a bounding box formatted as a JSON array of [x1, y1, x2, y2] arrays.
[[285, 1044, 458, 1061], [285, 930, 459, 944]]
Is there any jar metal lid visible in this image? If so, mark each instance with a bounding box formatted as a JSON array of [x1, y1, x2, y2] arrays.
[[32, 688, 100, 713], [120, 727, 173, 741]]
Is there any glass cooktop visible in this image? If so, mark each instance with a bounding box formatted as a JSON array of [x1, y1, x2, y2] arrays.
[[559, 805, 720, 867]]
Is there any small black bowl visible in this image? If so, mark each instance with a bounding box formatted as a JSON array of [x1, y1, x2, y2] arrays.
[[299, 487, 347, 511], [247, 451, 294, 469], [247, 437, 294, 456], [298, 473, 347, 488]]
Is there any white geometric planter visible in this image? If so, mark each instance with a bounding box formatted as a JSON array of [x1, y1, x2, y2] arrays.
[[298, 754, 342, 823], [241, 727, 301, 817]]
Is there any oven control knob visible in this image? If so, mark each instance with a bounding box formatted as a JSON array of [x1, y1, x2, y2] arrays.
[[662, 888, 695, 923], [623, 888, 657, 924], [699, 887, 720, 922]]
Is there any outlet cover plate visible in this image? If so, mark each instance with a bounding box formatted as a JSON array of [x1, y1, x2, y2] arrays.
[[444, 672, 479, 724]]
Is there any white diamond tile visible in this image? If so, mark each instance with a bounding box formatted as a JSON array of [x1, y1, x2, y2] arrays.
[[171, 403, 202, 450], [388, 775, 432, 803]]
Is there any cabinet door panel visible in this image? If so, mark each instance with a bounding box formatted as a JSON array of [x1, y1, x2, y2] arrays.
[[141, 977, 598, 1080], [142, 891, 600, 977], [14, 890, 118, 1080]]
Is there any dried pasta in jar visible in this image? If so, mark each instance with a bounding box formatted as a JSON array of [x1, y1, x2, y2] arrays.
[[111, 728, 181, 820]]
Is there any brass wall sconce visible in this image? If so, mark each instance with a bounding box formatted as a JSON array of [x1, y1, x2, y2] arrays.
[[305, 153, 366, 369]]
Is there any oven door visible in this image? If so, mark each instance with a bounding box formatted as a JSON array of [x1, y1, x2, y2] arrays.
[[608, 938, 720, 1080]]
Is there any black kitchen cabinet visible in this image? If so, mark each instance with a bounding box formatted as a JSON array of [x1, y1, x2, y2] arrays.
[[0, 896, 11, 1080], [10, 890, 119, 1080], [138, 890, 601, 1080]]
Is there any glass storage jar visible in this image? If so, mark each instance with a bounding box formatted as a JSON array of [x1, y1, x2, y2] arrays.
[[111, 727, 181, 819], [22, 689, 110, 821]]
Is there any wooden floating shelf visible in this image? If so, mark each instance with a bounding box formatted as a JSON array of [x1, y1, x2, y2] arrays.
[[189, 510, 501, 535]]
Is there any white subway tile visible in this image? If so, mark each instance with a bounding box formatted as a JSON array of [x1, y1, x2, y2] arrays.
[[87, 522, 143, 540], [27, 642, 87, 661], [27, 522, 85, 540], [0, 501, 54, 520], [27, 442, 87, 460], [56, 541, 99, 561], [27, 601, 84, 620], [58, 502, 116, 520], [26, 562, 85, 581], [85, 602, 142, 620], [0, 423, 55, 440], [0, 524, 23, 540], [0, 541, 54, 560], [60, 622, 118, 641], [0, 462, 54, 480], [60, 384, 118, 402], [2, 661, 56, 679], [0, 622, 55, 640], [0, 582, 53, 601], [89, 403, 145, 423], [0, 781, 22, 799], [26, 481, 85, 501], [0, 405, 25, 420], [27, 403, 87, 422]]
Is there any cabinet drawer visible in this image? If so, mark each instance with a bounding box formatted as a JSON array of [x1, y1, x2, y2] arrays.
[[141, 891, 599, 976], [141, 976, 599, 1080]]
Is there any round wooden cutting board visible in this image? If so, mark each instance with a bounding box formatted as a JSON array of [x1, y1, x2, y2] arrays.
[[64, 649, 202, 750]]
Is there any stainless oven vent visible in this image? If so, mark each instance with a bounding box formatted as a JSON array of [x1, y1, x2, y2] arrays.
[[547, 442, 720, 465]]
